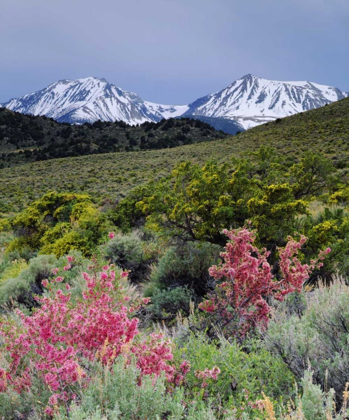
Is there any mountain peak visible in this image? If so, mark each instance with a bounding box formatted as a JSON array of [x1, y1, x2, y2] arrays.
[[76, 76, 107, 83], [185, 75, 347, 129], [241, 73, 257, 79], [239, 74, 260, 83]]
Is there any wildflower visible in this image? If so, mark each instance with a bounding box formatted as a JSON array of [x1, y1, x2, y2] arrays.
[[195, 367, 221, 382], [198, 300, 215, 313], [142, 297, 151, 305], [44, 407, 54, 416], [180, 360, 191, 375]]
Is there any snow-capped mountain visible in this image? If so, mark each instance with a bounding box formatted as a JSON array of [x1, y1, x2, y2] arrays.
[[1, 77, 188, 125], [1, 74, 347, 130], [184, 74, 348, 129]]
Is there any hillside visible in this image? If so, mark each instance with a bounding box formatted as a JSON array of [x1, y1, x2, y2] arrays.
[[0, 108, 231, 166], [1, 97, 348, 213], [234, 96, 349, 164]]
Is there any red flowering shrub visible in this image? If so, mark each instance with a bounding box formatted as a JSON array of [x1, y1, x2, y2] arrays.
[[199, 228, 330, 337], [131, 333, 175, 383], [195, 366, 221, 388], [0, 259, 188, 415]]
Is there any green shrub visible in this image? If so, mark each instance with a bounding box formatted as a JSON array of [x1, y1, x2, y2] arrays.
[[265, 281, 349, 408], [258, 371, 348, 420], [148, 286, 193, 323], [0, 254, 57, 308], [40, 229, 90, 257], [0, 218, 11, 232], [109, 183, 154, 232], [0, 251, 88, 308], [173, 332, 295, 417], [0, 372, 52, 420], [137, 156, 310, 251], [55, 357, 218, 420], [298, 207, 349, 284], [300, 371, 335, 420], [5, 244, 37, 263], [0, 232, 13, 250], [0, 258, 28, 286], [102, 231, 153, 283], [7, 191, 110, 257], [146, 242, 220, 297]]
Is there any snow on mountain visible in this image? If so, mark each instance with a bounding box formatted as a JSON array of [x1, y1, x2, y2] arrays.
[[143, 101, 189, 119], [183, 74, 348, 129], [1, 77, 188, 125], [1, 74, 347, 130]]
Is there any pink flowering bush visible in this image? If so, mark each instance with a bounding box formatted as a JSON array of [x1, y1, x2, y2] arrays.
[[199, 228, 330, 338], [195, 366, 221, 388], [0, 259, 189, 416]]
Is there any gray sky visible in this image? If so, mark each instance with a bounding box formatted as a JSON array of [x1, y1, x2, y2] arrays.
[[1, 0, 348, 105]]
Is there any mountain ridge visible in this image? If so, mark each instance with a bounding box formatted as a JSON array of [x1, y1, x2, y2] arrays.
[[184, 74, 348, 129], [2, 74, 347, 130], [1, 77, 189, 126]]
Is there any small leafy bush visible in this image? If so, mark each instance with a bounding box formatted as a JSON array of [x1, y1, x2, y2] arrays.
[[0, 218, 11, 232], [0, 258, 28, 286], [54, 357, 218, 420], [148, 286, 194, 323], [301, 207, 349, 284], [6, 191, 110, 257], [102, 231, 153, 283], [265, 280, 349, 408], [109, 183, 154, 232], [0, 251, 88, 308], [0, 254, 57, 308], [147, 242, 220, 297], [173, 332, 295, 418], [257, 370, 349, 420]]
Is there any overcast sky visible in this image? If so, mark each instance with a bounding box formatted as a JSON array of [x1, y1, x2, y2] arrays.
[[1, 0, 348, 105]]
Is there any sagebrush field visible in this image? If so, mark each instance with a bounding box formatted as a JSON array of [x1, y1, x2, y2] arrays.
[[1, 99, 349, 419]]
